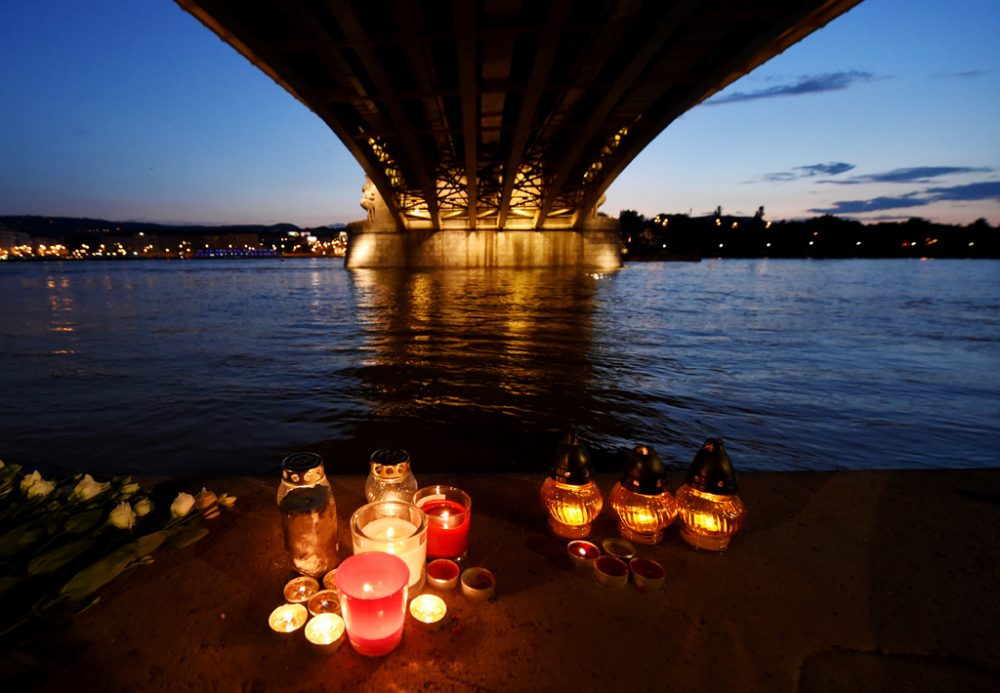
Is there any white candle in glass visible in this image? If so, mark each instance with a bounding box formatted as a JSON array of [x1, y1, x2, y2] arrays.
[[355, 516, 426, 589]]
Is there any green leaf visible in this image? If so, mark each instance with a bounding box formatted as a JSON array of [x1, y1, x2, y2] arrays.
[[0, 525, 45, 559], [28, 538, 93, 576], [165, 525, 209, 550], [57, 530, 169, 603], [63, 509, 103, 535]]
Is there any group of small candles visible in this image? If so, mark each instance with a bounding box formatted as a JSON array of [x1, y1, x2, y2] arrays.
[[270, 450, 494, 656], [566, 537, 667, 590]]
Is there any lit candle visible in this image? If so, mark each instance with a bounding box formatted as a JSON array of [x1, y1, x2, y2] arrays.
[[307, 589, 341, 616], [350, 502, 429, 590], [409, 594, 447, 630], [460, 567, 496, 601], [268, 603, 308, 634], [414, 486, 472, 561], [426, 559, 460, 590], [304, 613, 346, 650], [567, 540, 600, 571], [335, 552, 409, 656], [321, 569, 338, 593], [283, 576, 320, 603]]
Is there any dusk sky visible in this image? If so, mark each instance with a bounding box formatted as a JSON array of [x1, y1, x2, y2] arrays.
[[2, 0, 998, 228]]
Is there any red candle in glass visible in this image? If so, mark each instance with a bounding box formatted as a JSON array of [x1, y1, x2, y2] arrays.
[[414, 486, 471, 561], [335, 552, 409, 656]]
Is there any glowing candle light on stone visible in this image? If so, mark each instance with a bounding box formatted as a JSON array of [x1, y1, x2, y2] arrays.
[[409, 594, 447, 630]]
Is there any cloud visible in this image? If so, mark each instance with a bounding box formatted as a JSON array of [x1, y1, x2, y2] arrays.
[[707, 71, 875, 105], [925, 181, 1000, 202], [809, 180, 1000, 215], [823, 166, 993, 185], [764, 162, 854, 182], [933, 69, 988, 79]]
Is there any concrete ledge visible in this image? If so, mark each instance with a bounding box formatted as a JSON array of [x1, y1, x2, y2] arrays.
[[20, 470, 1000, 691], [345, 228, 622, 269]]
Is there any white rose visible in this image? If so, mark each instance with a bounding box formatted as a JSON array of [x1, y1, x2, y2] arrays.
[[71, 474, 110, 502], [21, 471, 56, 499], [170, 492, 196, 518], [134, 498, 153, 517], [217, 493, 237, 509], [109, 501, 137, 530]]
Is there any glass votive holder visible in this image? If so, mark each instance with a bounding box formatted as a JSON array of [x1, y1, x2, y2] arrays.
[[567, 540, 600, 571], [409, 593, 447, 630], [304, 613, 346, 652], [426, 559, 460, 591], [350, 501, 429, 591], [413, 485, 472, 562], [307, 589, 341, 616], [283, 576, 320, 604], [268, 603, 309, 635], [335, 552, 409, 656]]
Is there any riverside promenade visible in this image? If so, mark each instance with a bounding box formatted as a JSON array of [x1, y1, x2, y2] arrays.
[[24, 470, 1000, 692]]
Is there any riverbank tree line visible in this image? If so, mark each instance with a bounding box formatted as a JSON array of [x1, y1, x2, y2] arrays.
[[620, 209, 1000, 259]]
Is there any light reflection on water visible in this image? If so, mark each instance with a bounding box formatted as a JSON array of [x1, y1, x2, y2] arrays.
[[1, 258, 998, 476]]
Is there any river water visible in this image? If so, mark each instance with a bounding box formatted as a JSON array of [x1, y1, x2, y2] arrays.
[[2, 258, 998, 477]]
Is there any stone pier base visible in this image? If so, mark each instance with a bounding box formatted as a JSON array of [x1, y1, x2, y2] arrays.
[[345, 226, 622, 270]]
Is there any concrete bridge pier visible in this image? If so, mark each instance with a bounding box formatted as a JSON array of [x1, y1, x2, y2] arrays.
[[344, 179, 622, 270]]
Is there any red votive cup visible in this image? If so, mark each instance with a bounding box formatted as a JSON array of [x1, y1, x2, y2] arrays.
[[414, 485, 472, 562], [335, 552, 409, 656]]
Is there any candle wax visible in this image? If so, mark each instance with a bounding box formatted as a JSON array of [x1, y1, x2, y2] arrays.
[[422, 499, 471, 559], [358, 516, 425, 589]]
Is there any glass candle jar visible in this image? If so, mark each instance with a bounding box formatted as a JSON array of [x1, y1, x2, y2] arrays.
[[364, 449, 418, 503], [413, 485, 472, 562], [350, 501, 428, 591], [336, 552, 409, 656], [608, 445, 677, 544], [277, 452, 339, 577], [540, 432, 604, 539], [676, 438, 747, 551]]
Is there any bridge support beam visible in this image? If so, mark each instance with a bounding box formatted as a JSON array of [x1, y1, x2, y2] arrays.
[[345, 225, 621, 270], [346, 179, 621, 270]]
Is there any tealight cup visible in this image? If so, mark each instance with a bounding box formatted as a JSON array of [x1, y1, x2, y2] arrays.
[[629, 557, 666, 591], [594, 556, 629, 588], [427, 559, 460, 591], [602, 537, 636, 562], [304, 613, 346, 652], [409, 593, 448, 630], [283, 575, 319, 603], [268, 603, 308, 634], [307, 589, 341, 615], [460, 567, 496, 600], [321, 569, 339, 593], [567, 540, 600, 571]]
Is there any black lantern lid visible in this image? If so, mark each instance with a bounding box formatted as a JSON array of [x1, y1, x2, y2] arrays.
[[686, 438, 739, 494], [281, 452, 325, 485], [621, 445, 669, 495], [370, 448, 411, 479], [549, 432, 595, 485]]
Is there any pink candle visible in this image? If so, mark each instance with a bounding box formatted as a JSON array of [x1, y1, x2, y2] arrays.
[[414, 486, 471, 561], [335, 552, 409, 656]]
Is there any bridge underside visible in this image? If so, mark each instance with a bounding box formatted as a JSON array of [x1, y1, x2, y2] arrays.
[[178, 0, 859, 266]]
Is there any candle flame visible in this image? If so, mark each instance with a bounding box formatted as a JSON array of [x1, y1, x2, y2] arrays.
[[363, 582, 373, 594]]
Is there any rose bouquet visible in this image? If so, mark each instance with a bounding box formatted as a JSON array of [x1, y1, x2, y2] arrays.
[[0, 460, 236, 647]]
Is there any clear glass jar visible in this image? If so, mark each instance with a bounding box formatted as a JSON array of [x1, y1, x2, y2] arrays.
[[539, 477, 604, 539], [278, 452, 339, 577], [676, 485, 746, 551], [609, 482, 677, 544], [364, 449, 417, 503]]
